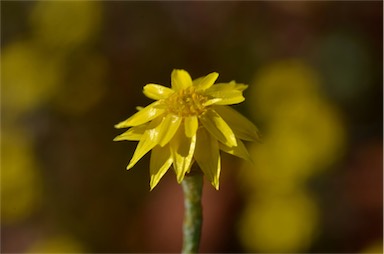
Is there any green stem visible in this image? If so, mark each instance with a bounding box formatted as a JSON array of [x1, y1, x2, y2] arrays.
[[181, 171, 203, 254]]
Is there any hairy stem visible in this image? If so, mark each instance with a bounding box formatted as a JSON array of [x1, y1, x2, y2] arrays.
[[181, 171, 203, 254]]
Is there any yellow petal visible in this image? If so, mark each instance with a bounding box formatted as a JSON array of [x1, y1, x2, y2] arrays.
[[143, 83, 174, 100], [192, 76, 204, 86], [205, 90, 245, 105], [184, 116, 198, 138], [203, 98, 222, 107], [195, 72, 219, 91], [195, 128, 220, 190], [214, 105, 260, 141], [199, 109, 237, 147], [219, 138, 252, 161], [150, 145, 173, 190], [206, 81, 248, 93], [115, 101, 165, 128], [127, 117, 162, 169], [113, 124, 148, 141], [170, 125, 196, 183], [204, 81, 247, 105], [171, 69, 193, 91], [157, 114, 182, 146]]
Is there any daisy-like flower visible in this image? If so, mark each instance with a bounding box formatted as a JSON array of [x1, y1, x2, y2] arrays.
[[114, 69, 259, 190]]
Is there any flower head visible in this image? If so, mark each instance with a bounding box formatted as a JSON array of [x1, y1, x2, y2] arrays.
[[114, 69, 259, 190]]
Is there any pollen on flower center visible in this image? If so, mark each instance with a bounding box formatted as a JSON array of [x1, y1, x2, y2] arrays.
[[166, 86, 208, 117]]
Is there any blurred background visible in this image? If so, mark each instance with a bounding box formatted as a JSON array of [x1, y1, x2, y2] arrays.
[[1, 1, 382, 253]]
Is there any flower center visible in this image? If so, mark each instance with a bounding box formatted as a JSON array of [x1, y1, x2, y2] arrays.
[[166, 86, 208, 117]]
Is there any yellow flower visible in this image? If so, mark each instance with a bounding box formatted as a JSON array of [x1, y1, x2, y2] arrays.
[[114, 69, 259, 190]]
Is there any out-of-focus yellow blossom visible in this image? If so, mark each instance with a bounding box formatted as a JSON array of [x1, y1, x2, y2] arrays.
[[244, 60, 345, 191], [114, 69, 259, 190], [30, 1, 101, 49], [238, 59, 346, 253], [239, 193, 318, 253], [1, 41, 62, 113], [1, 129, 42, 223]]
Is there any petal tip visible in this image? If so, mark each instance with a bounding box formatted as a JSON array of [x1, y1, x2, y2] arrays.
[[126, 163, 134, 170], [149, 180, 158, 191], [114, 123, 123, 129], [211, 72, 219, 79], [213, 181, 220, 190], [229, 138, 237, 147], [177, 176, 184, 184]]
